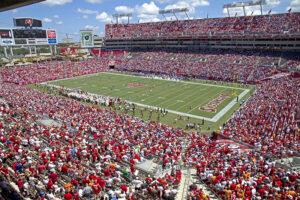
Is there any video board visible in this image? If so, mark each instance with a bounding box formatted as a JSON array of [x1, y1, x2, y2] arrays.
[[14, 18, 42, 28], [13, 29, 47, 38], [0, 28, 57, 45]]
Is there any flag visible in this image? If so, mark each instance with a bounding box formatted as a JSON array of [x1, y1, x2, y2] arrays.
[[288, 8, 292, 14], [251, 11, 254, 16], [268, 10, 272, 15]]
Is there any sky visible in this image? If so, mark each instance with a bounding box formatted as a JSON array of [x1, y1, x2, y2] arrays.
[[0, 0, 298, 42]]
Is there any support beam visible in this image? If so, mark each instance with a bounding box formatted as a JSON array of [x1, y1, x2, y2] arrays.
[[227, 8, 230, 17], [185, 11, 190, 20], [9, 46, 13, 57], [54, 45, 57, 55], [3, 47, 8, 58], [29, 46, 32, 55], [173, 12, 178, 21], [162, 13, 167, 21], [49, 45, 53, 56], [243, 6, 246, 16]]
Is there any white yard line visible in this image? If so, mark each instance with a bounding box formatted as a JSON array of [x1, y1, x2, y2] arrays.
[[45, 71, 250, 122]]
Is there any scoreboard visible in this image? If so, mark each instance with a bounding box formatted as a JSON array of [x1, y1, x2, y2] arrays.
[[14, 18, 42, 28], [13, 29, 47, 38], [0, 28, 57, 46]]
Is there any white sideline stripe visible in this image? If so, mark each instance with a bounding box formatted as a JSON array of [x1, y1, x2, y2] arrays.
[[211, 89, 249, 122], [45, 71, 250, 122]]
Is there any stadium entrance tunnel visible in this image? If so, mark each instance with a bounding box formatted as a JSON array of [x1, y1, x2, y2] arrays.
[[109, 65, 115, 70]]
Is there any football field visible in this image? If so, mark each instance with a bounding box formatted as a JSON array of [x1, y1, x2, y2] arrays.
[[49, 71, 250, 124]]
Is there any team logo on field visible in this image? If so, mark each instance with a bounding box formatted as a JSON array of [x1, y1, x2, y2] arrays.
[[200, 93, 232, 113]]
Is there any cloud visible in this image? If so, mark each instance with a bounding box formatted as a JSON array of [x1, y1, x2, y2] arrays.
[[96, 12, 113, 23], [77, 8, 98, 14], [41, 0, 72, 6], [43, 18, 52, 23], [53, 14, 59, 18], [136, 1, 160, 22], [165, 0, 209, 14], [289, 0, 300, 10], [85, 25, 99, 30], [85, 0, 103, 4], [12, 9, 18, 13], [156, 0, 174, 3], [56, 21, 63, 24], [83, 15, 88, 19], [265, 0, 281, 7], [115, 6, 134, 13]]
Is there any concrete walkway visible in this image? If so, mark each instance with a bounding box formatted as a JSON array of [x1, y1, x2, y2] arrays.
[[189, 168, 219, 200]]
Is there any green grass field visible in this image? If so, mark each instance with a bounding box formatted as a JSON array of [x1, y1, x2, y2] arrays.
[[34, 71, 253, 133]]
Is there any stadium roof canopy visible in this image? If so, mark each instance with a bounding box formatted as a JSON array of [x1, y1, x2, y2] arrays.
[[0, 0, 45, 12]]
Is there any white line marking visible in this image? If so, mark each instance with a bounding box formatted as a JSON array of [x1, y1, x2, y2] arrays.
[[211, 89, 249, 122]]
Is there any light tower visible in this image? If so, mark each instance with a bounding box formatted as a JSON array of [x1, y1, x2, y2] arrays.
[[223, 0, 266, 17], [112, 13, 133, 24], [159, 8, 190, 21]]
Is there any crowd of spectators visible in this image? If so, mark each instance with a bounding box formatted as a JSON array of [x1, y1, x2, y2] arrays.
[[0, 59, 110, 86], [106, 13, 300, 39], [0, 82, 186, 199], [2, 50, 299, 86], [0, 48, 298, 199], [116, 49, 296, 83], [183, 76, 299, 199]]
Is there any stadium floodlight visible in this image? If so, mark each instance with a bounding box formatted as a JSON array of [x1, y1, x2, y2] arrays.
[[159, 8, 190, 21], [120, 13, 133, 24], [112, 13, 133, 24], [112, 14, 119, 24], [223, 0, 266, 17]]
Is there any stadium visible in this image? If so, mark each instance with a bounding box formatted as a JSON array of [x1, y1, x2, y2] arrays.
[[0, 0, 299, 200]]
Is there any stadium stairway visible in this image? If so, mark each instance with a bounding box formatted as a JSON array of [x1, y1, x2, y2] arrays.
[[174, 169, 189, 200], [189, 168, 220, 200]]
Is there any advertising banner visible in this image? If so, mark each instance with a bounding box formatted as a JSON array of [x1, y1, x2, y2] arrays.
[[47, 30, 56, 39], [80, 30, 93, 48], [61, 47, 77, 55], [36, 38, 48, 45], [47, 30, 57, 44], [1, 39, 14, 45]]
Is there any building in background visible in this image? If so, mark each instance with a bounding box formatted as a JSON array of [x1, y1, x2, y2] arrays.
[[94, 35, 104, 48], [62, 37, 73, 44]]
